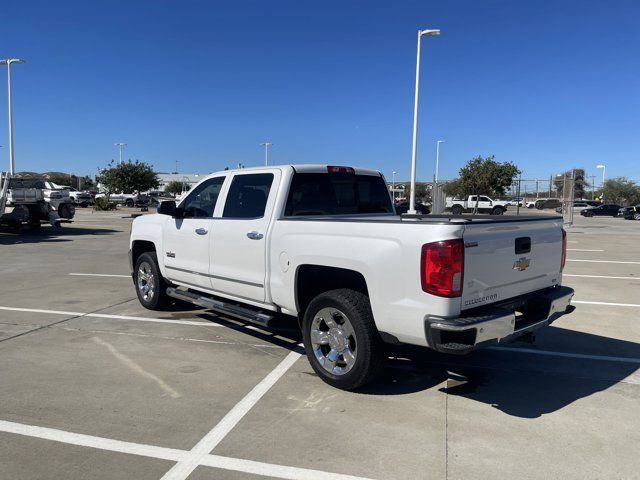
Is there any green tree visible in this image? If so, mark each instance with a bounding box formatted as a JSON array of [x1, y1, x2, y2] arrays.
[[164, 181, 191, 196], [443, 178, 465, 198], [96, 160, 159, 197], [554, 169, 587, 199], [457, 155, 520, 196], [403, 182, 431, 203], [601, 177, 640, 205]]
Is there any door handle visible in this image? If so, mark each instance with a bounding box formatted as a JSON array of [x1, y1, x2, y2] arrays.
[[246, 231, 264, 240], [195, 228, 208, 235]]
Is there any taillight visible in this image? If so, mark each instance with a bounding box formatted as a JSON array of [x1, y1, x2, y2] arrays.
[[421, 239, 464, 297], [327, 166, 355, 174], [561, 228, 567, 271]]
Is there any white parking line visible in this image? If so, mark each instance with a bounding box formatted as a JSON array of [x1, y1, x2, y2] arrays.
[[160, 351, 302, 480], [0, 306, 221, 327], [573, 300, 640, 308], [69, 273, 130, 278], [567, 259, 640, 264], [566, 249, 604, 252], [0, 419, 185, 461], [0, 420, 372, 480], [488, 346, 640, 365], [564, 274, 640, 280]]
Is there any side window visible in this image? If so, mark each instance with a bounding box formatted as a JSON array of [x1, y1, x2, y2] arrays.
[[182, 177, 225, 218], [480, 196, 491, 202], [469, 196, 477, 202], [222, 173, 274, 219]]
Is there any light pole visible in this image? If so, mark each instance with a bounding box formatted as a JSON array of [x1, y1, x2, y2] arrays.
[[115, 143, 127, 165], [408, 28, 440, 214], [392, 171, 397, 203], [596, 164, 605, 201], [260, 142, 273, 166], [434, 139, 445, 183], [0, 59, 26, 175]]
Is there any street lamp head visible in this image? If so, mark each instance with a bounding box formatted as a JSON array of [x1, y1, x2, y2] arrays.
[[420, 29, 441, 36], [437, 139, 445, 144], [0, 59, 26, 65], [596, 164, 605, 169]]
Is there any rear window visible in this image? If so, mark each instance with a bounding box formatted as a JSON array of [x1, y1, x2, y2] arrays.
[[284, 173, 393, 216]]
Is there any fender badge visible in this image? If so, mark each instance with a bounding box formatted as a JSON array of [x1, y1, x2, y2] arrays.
[[513, 257, 531, 271], [166, 252, 176, 258]]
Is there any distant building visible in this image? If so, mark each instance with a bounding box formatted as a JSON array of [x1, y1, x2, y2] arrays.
[[156, 173, 209, 191]]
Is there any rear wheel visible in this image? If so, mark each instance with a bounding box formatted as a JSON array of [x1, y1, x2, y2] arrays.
[[125, 198, 134, 207], [134, 252, 170, 310], [302, 289, 384, 390], [451, 205, 464, 215]]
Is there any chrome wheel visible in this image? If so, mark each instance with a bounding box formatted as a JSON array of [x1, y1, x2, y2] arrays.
[[137, 261, 155, 302], [310, 307, 357, 376]]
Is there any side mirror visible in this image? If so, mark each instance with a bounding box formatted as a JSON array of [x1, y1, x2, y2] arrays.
[[157, 200, 181, 217]]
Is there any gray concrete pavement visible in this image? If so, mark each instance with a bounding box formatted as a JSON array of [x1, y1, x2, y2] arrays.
[[0, 207, 639, 479]]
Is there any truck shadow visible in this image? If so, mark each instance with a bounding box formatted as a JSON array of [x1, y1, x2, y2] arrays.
[[373, 327, 640, 418], [0, 226, 119, 245], [194, 312, 639, 418]]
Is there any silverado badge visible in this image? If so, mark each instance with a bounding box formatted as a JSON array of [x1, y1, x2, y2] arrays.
[[513, 257, 531, 271]]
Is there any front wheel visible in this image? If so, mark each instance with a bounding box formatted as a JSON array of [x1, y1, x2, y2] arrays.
[[302, 289, 384, 391], [134, 252, 170, 310], [125, 199, 134, 207], [491, 207, 504, 215]]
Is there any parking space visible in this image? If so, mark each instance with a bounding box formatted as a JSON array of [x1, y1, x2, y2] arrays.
[[1, 208, 639, 479]]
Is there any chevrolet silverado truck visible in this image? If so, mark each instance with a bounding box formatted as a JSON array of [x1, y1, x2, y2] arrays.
[[446, 195, 509, 215], [129, 165, 574, 390]]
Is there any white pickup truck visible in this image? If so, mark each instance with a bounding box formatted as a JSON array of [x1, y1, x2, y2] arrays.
[[446, 195, 509, 215], [129, 165, 574, 390]]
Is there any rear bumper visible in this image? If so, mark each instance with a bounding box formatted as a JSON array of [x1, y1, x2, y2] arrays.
[[424, 286, 574, 354]]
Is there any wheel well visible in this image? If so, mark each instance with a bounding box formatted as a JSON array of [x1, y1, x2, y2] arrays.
[[132, 240, 156, 266], [295, 265, 369, 317]]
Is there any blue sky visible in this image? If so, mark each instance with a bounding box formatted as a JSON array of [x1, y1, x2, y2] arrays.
[[0, 0, 638, 184]]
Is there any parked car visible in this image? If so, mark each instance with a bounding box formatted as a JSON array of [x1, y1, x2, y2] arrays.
[[445, 195, 508, 215], [394, 201, 430, 215], [95, 192, 149, 207], [129, 164, 574, 390], [62, 187, 93, 207], [535, 198, 562, 210], [619, 205, 640, 220], [580, 204, 621, 217], [145, 190, 175, 207], [507, 198, 524, 207], [555, 200, 601, 214]]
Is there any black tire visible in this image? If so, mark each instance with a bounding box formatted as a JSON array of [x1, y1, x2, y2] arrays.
[[80, 201, 89, 208], [29, 221, 41, 231], [125, 199, 134, 207], [134, 251, 170, 310], [302, 289, 384, 391], [451, 205, 464, 215], [491, 206, 504, 215]]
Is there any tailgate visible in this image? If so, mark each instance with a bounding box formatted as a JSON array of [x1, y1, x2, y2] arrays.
[[461, 219, 563, 310]]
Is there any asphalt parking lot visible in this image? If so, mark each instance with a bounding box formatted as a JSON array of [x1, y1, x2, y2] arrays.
[[1, 208, 639, 480]]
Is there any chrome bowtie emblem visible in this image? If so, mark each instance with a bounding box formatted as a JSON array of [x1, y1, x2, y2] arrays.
[[513, 257, 531, 271]]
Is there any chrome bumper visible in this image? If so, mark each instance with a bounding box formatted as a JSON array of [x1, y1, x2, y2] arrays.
[[424, 286, 575, 354]]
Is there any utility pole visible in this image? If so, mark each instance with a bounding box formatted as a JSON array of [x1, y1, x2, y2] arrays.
[[260, 142, 273, 166], [1, 59, 26, 175], [392, 171, 396, 203], [408, 28, 440, 214], [175, 160, 179, 174], [434, 140, 445, 183], [590, 175, 596, 200], [115, 143, 127, 165]]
